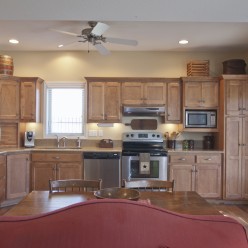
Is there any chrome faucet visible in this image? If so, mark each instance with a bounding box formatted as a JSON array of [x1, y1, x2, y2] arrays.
[[55, 135, 68, 148], [60, 136, 68, 148]]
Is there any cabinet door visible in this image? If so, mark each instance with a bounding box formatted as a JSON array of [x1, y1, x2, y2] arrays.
[[144, 82, 166, 105], [195, 163, 221, 198], [121, 82, 143, 105], [32, 162, 55, 190], [167, 82, 181, 122], [242, 117, 248, 199], [242, 81, 248, 116], [225, 117, 242, 199], [169, 164, 194, 191], [184, 82, 202, 107], [104, 82, 121, 122], [88, 82, 104, 122], [226, 80, 243, 115], [20, 81, 36, 121], [0, 80, 19, 120], [0, 155, 6, 203], [201, 82, 218, 108], [6, 153, 30, 199], [0, 122, 19, 147], [57, 163, 82, 180]]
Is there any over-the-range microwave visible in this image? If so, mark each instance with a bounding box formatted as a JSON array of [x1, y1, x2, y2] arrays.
[[185, 110, 217, 128]]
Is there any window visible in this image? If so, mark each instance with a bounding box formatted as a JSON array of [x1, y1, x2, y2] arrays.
[[45, 82, 86, 137]]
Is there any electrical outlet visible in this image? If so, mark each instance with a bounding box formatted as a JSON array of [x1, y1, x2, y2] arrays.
[[98, 130, 103, 136], [88, 130, 98, 137]]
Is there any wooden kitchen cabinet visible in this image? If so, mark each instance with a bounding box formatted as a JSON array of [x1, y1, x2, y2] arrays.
[[0, 75, 20, 120], [225, 116, 248, 199], [0, 122, 19, 147], [6, 153, 30, 200], [0, 155, 6, 203], [169, 153, 222, 198], [218, 75, 248, 200], [31, 152, 83, 190], [20, 77, 44, 122], [182, 77, 219, 108], [87, 81, 121, 123], [122, 82, 166, 105], [166, 81, 181, 123], [222, 75, 248, 116]]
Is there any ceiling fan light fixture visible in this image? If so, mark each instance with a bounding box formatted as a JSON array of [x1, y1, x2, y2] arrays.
[[179, 39, 189, 45], [9, 39, 19, 44]]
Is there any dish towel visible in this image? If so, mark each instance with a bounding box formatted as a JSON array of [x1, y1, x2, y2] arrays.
[[139, 153, 150, 174]]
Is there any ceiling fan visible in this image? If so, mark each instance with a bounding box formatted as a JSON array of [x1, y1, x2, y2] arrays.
[[52, 21, 138, 55]]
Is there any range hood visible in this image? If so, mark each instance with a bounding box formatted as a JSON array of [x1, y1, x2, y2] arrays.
[[123, 105, 165, 116]]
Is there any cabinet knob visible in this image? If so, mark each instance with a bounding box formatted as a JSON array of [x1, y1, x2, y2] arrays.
[[53, 156, 60, 159], [204, 158, 212, 161]]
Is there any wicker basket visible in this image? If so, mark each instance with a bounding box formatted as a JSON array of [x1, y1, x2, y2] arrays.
[[187, 60, 209, 76]]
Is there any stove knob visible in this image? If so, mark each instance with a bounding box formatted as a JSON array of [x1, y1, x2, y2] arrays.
[[126, 134, 129, 137], [152, 134, 155, 137], [131, 134, 134, 137], [157, 134, 160, 138]]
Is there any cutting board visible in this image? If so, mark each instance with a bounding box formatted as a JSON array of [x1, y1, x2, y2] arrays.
[[125, 119, 158, 130]]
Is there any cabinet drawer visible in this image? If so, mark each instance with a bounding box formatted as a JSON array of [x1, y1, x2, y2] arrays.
[[32, 152, 82, 162], [169, 155, 195, 163], [196, 154, 221, 164]]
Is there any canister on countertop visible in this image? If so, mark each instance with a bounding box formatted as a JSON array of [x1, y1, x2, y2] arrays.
[[203, 135, 214, 150]]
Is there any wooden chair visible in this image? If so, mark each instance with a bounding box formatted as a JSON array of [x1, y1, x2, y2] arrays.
[[49, 179, 102, 193], [123, 179, 174, 192]]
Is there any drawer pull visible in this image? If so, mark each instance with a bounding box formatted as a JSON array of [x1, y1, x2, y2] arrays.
[[53, 156, 60, 159], [204, 158, 212, 161], [179, 158, 186, 161]]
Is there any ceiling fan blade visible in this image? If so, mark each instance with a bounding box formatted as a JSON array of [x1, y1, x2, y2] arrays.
[[94, 43, 111, 55], [50, 28, 78, 37], [91, 22, 109, 36], [104, 37, 138, 46]]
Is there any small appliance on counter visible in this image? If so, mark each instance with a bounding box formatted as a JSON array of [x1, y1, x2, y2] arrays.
[[24, 131, 35, 148]]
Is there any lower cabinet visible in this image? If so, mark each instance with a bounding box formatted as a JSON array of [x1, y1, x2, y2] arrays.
[[0, 155, 6, 203], [6, 153, 30, 199], [169, 153, 222, 198], [31, 152, 83, 190]]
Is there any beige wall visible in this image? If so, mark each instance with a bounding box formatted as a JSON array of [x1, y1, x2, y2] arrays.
[[2, 50, 248, 141]]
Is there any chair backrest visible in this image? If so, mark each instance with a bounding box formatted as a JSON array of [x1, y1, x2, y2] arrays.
[[49, 179, 102, 193], [123, 179, 174, 192]]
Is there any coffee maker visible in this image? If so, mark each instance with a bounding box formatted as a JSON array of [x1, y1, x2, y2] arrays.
[[24, 131, 35, 147]]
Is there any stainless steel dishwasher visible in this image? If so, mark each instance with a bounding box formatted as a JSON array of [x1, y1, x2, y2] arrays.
[[83, 152, 121, 189]]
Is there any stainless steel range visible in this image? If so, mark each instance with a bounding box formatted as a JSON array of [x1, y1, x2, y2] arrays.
[[122, 132, 168, 184]]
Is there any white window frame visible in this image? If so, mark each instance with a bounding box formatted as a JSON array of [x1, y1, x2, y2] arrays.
[[43, 81, 87, 138]]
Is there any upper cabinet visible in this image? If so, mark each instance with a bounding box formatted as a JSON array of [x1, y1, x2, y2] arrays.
[[87, 80, 121, 123], [20, 77, 44, 122], [0, 76, 20, 120], [222, 75, 248, 116], [122, 82, 166, 105], [166, 81, 181, 123], [182, 77, 219, 108]]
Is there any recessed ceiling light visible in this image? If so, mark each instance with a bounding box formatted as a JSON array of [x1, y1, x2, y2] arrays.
[[179, 39, 189, 45], [58, 44, 64, 48], [9, 39, 19, 44]]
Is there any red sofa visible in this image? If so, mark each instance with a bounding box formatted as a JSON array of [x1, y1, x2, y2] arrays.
[[0, 199, 247, 248]]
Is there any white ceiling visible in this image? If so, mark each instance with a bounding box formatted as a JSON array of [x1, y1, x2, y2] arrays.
[[1, 0, 248, 53]]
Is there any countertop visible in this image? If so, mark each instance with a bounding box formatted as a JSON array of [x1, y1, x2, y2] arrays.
[[0, 146, 223, 155], [0, 146, 123, 155]]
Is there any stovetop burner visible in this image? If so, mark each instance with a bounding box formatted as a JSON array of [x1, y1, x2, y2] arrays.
[[122, 132, 166, 156]]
